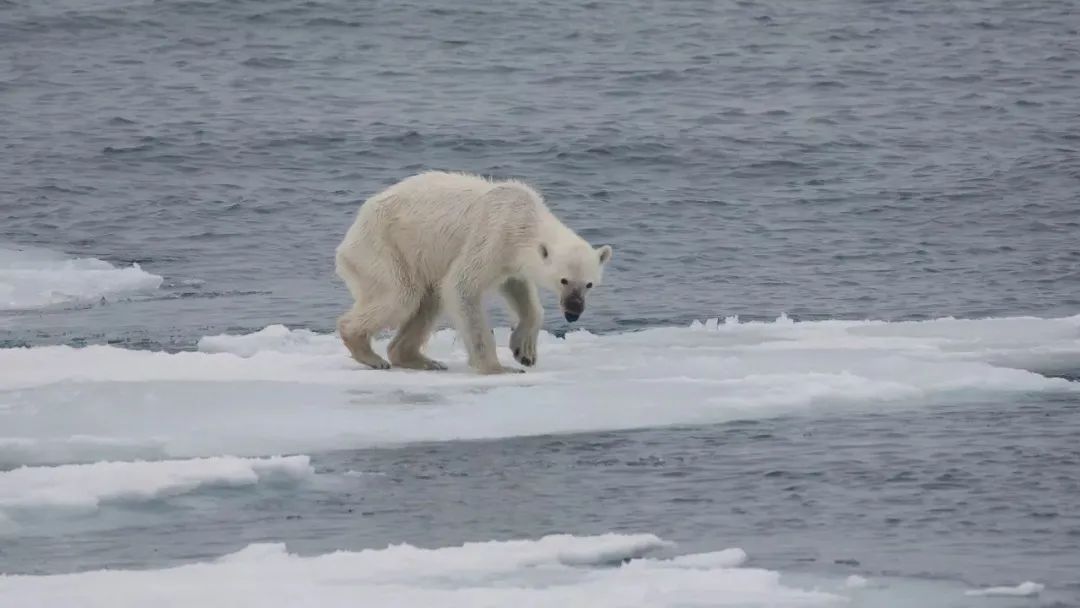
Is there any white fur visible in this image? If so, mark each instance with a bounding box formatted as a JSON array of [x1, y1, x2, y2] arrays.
[[334, 171, 613, 374]]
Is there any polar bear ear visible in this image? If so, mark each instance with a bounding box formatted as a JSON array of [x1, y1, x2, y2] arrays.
[[597, 244, 613, 265], [539, 243, 549, 261]]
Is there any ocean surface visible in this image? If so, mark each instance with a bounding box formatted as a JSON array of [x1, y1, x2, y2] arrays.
[[2, 0, 1079, 605]]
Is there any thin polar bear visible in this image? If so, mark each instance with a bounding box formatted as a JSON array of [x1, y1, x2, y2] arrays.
[[334, 171, 613, 374]]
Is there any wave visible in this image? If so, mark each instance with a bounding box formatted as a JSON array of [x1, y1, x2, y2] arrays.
[[0, 314, 1076, 465], [0, 245, 162, 312]]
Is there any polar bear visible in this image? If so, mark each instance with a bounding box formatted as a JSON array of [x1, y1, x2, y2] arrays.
[[334, 171, 613, 374]]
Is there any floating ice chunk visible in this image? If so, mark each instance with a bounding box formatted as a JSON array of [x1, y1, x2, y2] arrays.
[[0, 455, 311, 514], [845, 575, 869, 588], [0, 245, 162, 311], [151, 533, 670, 577], [964, 581, 1045, 596], [542, 532, 675, 565], [0, 534, 847, 608]]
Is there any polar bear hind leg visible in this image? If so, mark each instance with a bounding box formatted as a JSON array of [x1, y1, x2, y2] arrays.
[[337, 302, 392, 370], [335, 254, 413, 370], [387, 289, 447, 371]]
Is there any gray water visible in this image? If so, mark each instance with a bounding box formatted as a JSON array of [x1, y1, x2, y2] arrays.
[[2, 0, 1079, 603], [4, 0, 1079, 348], [8, 399, 1080, 596]]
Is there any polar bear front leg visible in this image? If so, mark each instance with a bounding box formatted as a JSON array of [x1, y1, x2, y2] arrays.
[[500, 276, 542, 367], [442, 276, 524, 375]]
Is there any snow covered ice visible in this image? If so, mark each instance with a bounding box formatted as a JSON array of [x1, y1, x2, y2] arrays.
[[0, 531, 1020, 608], [0, 455, 311, 514], [0, 533, 917, 608], [964, 581, 1045, 597], [1, 313, 1076, 606], [1, 314, 1077, 464]]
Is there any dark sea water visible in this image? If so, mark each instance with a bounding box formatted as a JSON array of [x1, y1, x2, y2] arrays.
[[2, 0, 1079, 605]]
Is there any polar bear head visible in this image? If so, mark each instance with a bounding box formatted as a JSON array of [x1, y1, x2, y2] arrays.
[[535, 241, 613, 323]]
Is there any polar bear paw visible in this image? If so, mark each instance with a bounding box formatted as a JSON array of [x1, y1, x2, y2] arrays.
[[510, 326, 538, 367]]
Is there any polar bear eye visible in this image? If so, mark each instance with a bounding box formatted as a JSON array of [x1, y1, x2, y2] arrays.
[[560, 278, 568, 285], [586, 282, 593, 289]]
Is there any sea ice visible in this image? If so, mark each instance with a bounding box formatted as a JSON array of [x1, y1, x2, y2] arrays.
[[964, 581, 1045, 597], [0, 455, 311, 514], [1, 315, 1076, 465], [0, 533, 847, 608]]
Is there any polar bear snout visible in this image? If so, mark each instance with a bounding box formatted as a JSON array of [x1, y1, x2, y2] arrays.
[[562, 294, 585, 323]]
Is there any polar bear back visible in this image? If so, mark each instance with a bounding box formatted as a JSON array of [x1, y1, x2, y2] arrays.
[[337, 171, 546, 288]]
